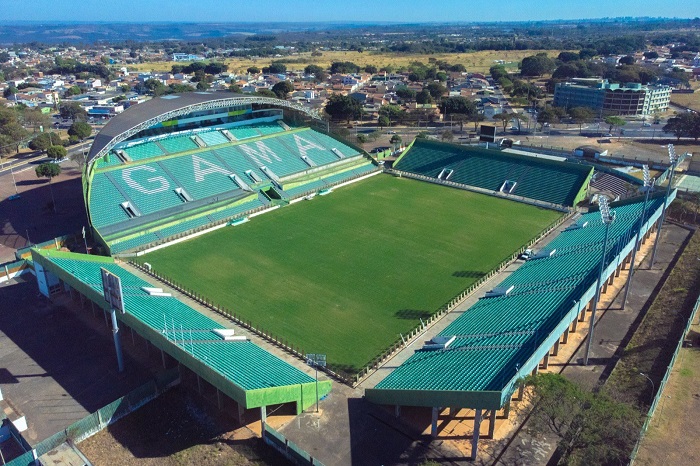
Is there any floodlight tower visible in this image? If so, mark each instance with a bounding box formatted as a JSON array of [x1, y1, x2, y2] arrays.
[[649, 144, 678, 268], [621, 165, 654, 308], [584, 196, 616, 366]]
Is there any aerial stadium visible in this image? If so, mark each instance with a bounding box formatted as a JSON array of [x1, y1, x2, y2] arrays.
[[27, 91, 675, 461]]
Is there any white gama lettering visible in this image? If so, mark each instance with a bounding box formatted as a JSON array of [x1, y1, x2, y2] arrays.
[[192, 155, 230, 182], [293, 134, 326, 158], [122, 165, 170, 194], [238, 141, 282, 165]]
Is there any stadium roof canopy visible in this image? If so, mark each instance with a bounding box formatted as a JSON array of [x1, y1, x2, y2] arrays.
[[87, 92, 323, 165]]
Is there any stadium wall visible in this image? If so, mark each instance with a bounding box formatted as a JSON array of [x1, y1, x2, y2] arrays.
[[572, 167, 595, 206]]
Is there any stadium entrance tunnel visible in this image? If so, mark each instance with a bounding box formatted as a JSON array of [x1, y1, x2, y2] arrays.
[[365, 191, 673, 460], [31, 249, 331, 433]]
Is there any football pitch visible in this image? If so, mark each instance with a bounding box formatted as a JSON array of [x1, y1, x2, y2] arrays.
[[139, 175, 562, 375]]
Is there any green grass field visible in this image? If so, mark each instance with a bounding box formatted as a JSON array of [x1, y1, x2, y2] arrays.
[[139, 175, 561, 375]]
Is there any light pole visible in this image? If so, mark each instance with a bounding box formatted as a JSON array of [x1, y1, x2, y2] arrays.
[[639, 372, 655, 405], [584, 196, 616, 366], [649, 144, 678, 268], [622, 165, 654, 308], [10, 165, 18, 194]]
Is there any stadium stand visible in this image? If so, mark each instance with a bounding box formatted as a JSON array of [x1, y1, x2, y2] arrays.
[[198, 130, 229, 147], [590, 172, 630, 198], [366, 194, 667, 409], [393, 139, 593, 206], [86, 92, 367, 254], [33, 249, 331, 408], [158, 135, 199, 154], [123, 142, 165, 162]]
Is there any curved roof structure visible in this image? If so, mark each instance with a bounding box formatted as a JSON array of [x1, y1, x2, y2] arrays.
[[87, 92, 322, 165]]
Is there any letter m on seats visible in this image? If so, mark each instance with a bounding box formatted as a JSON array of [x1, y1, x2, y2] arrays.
[[238, 141, 282, 166]]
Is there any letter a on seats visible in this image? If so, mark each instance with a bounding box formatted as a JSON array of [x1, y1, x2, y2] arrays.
[[192, 155, 230, 182]]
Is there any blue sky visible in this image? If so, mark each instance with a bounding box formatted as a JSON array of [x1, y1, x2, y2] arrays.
[[3, 0, 694, 22]]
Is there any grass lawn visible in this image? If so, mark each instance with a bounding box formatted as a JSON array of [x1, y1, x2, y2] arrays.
[[139, 175, 561, 375], [130, 49, 566, 75]]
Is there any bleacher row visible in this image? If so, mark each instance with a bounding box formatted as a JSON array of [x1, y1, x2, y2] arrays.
[[96, 122, 288, 168], [371, 196, 664, 396], [283, 163, 379, 198], [590, 172, 630, 198], [39, 251, 318, 392], [109, 197, 265, 254], [394, 139, 592, 207]]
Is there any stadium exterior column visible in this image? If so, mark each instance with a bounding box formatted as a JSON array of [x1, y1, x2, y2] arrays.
[[161, 349, 166, 368], [562, 328, 570, 344], [471, 409, 482, 460], [502, 402, 511, 419], [531, 365, 539, 376], [517, 383, 525, 400], [552, 339, 560, 357], [488, 409, 497, 437], [571, 317, 579, 333], [449, 407, 459, 417], [541, 352, 549, 370], [579, 309, 586, 322], [261, 406, 267, 424], [395, 405, 401, 418], [431, 407, 439, 437], [237, 403, 245, 425], [109, 308, 124, 372], [217, 389, 222, 409]]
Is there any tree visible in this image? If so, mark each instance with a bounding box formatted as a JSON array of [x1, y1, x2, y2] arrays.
[[364, 65, 377, 74], [228, 84, 242, 93], [569, 106, 595, 134], [469, 113, 485, 132], [68, 121, 92, 141], [663, 113, 700, 141], [512, 113, 528, 132], [46, 144, 67, 160], [356, 133, 367, 144], [35, 162, 61, 212], [520, 54, 556, 77], [643, 51, 659, 60], [523, 373, 643, 466], [330, 61, 360, 74], [389, 134, 402, 149], [271, 81, 294, 99], [604, 115, 627, 134], [416, 89, 433, 104], [441, 130, 454, 142], [263, 62, 287, 74], [395, 86, 417, 101], [0, 108, 29, 153], [537, 106, 560, 130], [425, 82, 447, 100], [416, 131, 430, 139], [59, 102, 87, 121], [493, 112, 512, 132], [619, 55, 636, 65], [557, 51, 580, 63], [63, 85, 82, 97], [3, 85, 18, 99], [325, 94, 362, 122], [21, 108, 50, 132], [256, 88, 277, 98], [247, 66, 260, 74], [378, 104, 406, 125], [377, 115, 390, 129], [29, 132, 62, 153], [304, 64, 328, 82], [442, 96, 477, 117], [204, 62, 228, 75]]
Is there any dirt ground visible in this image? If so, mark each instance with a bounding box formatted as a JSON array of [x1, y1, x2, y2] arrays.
[[634, 336, 700, 466], [78, 386, 290, 466], [669, 81, 700, 112]]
